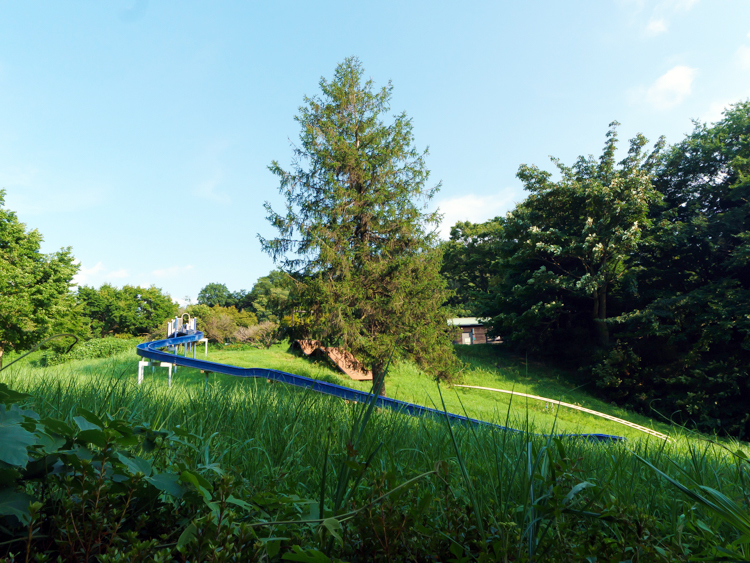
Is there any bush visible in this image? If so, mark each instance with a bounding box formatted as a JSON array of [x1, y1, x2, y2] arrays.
[[234, 321, 279, 349], [40, 337, 136, 366], [203, 314, 237, 343]]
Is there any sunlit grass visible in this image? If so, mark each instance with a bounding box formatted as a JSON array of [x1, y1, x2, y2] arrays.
[[3, 343, 750, 557]]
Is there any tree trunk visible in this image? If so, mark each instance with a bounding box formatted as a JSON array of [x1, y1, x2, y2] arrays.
[[593, 289, 609, 347], [372, 364, 387, 397]]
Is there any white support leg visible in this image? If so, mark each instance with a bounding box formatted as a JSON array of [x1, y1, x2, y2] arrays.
[[138, 361, 148, 384], [137, 360, 175, 387]]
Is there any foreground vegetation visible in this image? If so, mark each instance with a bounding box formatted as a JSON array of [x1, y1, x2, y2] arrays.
[[2, 346, 750, 561]]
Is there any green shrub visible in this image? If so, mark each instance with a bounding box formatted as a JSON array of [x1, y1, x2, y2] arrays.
[[40, 337, 136, 366]]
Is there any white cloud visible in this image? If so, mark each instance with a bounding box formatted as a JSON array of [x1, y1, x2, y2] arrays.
[[435, 193, 516, 240], [152, 265, 194, 278], [72, 261, 105, 286], [105, 269, 129, 280], [193, 174, 230, 204], [737, 45, 750, 70], [72, 262, 130, 287], [174, 296, 195, 308], [638, 65, 696, 110], [645, 18, 668, 35], [669, 0, 698, 11], [638, 0, 697, 35]]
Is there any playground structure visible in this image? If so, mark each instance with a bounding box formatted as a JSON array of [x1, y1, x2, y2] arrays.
[[136, 328, 624, 442], [290, 339, 373, 381], [137, 314, 207, 387]]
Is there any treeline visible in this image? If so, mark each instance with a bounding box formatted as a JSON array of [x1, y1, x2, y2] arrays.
[[184, 271, 293, 346], [0, 184, 295, 363], [73, 271, 294, 345], [443, 103, 750, 437]]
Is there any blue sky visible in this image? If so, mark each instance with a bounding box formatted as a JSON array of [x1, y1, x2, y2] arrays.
[[1, 0, 748, 304]]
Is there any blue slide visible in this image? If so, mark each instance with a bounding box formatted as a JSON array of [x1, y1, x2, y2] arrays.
[[137, 331, 623, 442]]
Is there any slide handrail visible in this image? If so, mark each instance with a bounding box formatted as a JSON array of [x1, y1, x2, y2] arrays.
[[136, 331, 623, 442]]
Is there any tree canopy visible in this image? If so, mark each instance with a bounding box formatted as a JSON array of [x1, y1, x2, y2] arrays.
[[489, 124, 663, 352], [260, 57, 456, 380], [0, 190, 79, 365], [197, 283, 233, 308], [443, 105, 750, 436], [77, 284, 177, 338], [247, 270, 292, 324]]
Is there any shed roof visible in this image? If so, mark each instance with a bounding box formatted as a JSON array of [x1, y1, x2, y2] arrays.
[[447, 317, 488, 326]]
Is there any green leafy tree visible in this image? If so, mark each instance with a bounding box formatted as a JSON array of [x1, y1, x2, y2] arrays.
[[247, 270, 293, 323], [441, 219, 504, 316], [260, 57, 456, 382], [197, 282, 234, 307], [484, 124, 663, 353], [0, 190, 79, 366], [593, 102, 750, 435], [78, 284, 177, 338]]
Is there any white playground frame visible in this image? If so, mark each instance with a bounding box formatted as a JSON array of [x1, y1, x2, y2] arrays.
[[137, 313, 208, 387]]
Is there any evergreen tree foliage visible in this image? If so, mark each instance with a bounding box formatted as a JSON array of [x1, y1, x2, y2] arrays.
[[0, 190, 79, 365], [260, 57, 456, 379]]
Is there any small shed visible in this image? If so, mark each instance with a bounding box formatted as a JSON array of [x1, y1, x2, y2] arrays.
[[448, 317, 490, 345]]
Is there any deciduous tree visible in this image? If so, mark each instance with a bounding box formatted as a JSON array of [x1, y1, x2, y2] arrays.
[[77, 284, 177, 338], [197, 283, 233, 308], [487, 124, 663, 351], [0, 190, 79, 366]]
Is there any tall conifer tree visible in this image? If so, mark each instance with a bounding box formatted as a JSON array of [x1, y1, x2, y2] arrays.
[[260, 57, 456, 383]]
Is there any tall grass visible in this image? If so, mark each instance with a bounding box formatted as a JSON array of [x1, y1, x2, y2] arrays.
[[3, 350, 750, 559]]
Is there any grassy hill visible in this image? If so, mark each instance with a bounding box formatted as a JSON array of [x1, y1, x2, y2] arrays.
[[2, 342, 748, 560], [190, 343, 673, 441]]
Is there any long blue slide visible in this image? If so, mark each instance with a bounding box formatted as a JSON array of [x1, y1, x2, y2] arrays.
[[136, 331, 623, 442]]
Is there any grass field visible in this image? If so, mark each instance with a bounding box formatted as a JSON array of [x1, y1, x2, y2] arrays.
[[155, 342, 674, 441], [2, 342, 749, 560]]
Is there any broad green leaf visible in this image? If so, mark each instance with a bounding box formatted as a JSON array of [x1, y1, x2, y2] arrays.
[[0, 488, 34, 524], [40, 418, 74, 438], [0, 384, 31, 405], [75, 408, 104, 428], [147, 473, 184, 497], [180, 470, 212, 500], [226, 494, 254, 512], [563, 481, 596, 505], [116, 453, 152, 477], [35, 430, 65, 454], [176, 523, 197, 548], [77, 429, 107, 448], [0, 419, 36, 467], [282, 546, 331, 562], [265, 539, 281, 558], [321, 517, 343, 546], [73, 416, 100, 432]]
